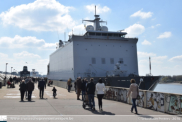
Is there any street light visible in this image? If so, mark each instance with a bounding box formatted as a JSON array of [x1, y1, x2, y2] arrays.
[[4, 63, 8, 86], [5, 63, 8, 77], [11, 67, 13, 76]]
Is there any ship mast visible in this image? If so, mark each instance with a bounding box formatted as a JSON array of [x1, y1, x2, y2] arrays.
[[82, 5, 107, 31]]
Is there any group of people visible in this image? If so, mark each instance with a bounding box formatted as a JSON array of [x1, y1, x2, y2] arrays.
[[10, 75, 139, 114], [69, 77, 139, 114], [69, 77, 106, 112], [19, 77, 48, 101]]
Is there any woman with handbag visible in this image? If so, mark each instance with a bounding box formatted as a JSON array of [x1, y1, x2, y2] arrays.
[[127, 79, 139, 114]]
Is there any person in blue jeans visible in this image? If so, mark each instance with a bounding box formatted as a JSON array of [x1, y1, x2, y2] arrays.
[[86, 78, 95, 111], [127, 79, 139, 114], [81, 79, 87, 100]]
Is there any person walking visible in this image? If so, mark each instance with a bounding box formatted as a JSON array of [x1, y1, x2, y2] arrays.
[[52, 87, 57, 98], [127, 79, 139, 114], [9, 77, 13, 83], [24, 77, 29, 99], [74, 78, 78, 93], [86, 78, 96, 111], [26, 79, 34, 101], [96, 78, 105, 112], [67, 78, 72, 92], [19, 80, 27, 101], [76, 77, 82, 100], [81, 79, 87, 100], [38, 78, 46, 99], [4, 76, 6, 86]]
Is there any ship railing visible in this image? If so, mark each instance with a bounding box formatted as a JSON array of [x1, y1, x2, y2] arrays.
[[125, 37, 138, 39]]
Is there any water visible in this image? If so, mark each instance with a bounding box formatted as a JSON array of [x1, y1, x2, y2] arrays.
[[153, 83, 182, 94]]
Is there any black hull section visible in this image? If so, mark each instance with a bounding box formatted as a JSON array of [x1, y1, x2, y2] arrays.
[[85, 76, 161, 91]]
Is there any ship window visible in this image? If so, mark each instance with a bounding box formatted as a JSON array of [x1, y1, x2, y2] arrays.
[[120, 35, 125, 37], [113, 34, 118, 37], [108, 33, 113, 36], [101, 58, 105, 64], [89, 33, 95, 35], [96, 33, 101, 36], [102, 33, 107, 36], [110, 58, 114, 64], [92, 58, 96, 64], [119, 58, 124, 64]]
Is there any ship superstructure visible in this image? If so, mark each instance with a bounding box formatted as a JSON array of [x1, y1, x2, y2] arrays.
[[48, 12, 139, 80]]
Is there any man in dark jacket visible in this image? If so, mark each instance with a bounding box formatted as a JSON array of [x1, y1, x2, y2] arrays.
[[9, 77, 13, 83], [76, 77, 82, 100], [26, 79, 34, 101], [19, 80, 27, 101], [86, 78, 95, 110], [81, 79, 87, 100], [38, 78, 46, 99]]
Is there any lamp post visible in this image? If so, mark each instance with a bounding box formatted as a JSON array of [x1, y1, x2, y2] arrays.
[[11, 67, 13, 76], [4, 63, 8, 86], [13, 69, 15, 77]]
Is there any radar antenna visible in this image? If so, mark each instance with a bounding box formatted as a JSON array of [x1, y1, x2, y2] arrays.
[[82, 5, 107, 31]]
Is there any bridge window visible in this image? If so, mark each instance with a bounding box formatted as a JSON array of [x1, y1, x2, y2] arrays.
[[108, 33, 113, 36], [113, 34, 119, 37], [92, 58, 96, 64], [96, 33, 101, 36], [102, 33, 107, 36], [110, 58, 114, 64], [101, 58, 106, 64], [89, 33, 95, 35]]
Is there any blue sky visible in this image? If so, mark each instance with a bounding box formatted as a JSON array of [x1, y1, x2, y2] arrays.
[[0, 0, 182, 75]]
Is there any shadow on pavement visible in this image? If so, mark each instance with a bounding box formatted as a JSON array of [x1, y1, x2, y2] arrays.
[[84, 108, 115, 115], [19, 101, 35, 102], [39, 98, 48, 100]]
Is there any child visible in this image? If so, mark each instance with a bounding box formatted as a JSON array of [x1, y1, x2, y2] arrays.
[[52, 87, 57, 98]]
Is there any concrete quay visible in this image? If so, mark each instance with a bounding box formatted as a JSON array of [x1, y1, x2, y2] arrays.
[[0, 84, 179, 122]]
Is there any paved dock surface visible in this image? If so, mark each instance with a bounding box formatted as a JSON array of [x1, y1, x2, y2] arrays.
[[0, 84, 179, 122]]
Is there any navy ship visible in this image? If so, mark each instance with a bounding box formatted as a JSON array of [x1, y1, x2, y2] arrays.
[[47, 7, 160, 90]]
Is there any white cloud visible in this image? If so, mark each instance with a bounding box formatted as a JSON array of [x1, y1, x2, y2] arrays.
[[151, 24, 161, 28], [0, 35, 56, 49], [0, 0, 75, 32], [13, 51, 41, 59], [169, 55, 182, 62], [0, 51, 48, 74], [130, 9, 153, 19], [138, 52, 167, 63], [157, 32, 172, 39], [152, 56, 168, 63], [138, 52, 156, 57], [0, 53, 8, 58], [142, 40, 152, 45], [174, 65, 180, 68], [69, 24, 86, 35], [124, 24, 145, 37], [85, 4, 110, 14]]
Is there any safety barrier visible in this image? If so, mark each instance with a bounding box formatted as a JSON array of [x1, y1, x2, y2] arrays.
[[104, 86, 182, 115]]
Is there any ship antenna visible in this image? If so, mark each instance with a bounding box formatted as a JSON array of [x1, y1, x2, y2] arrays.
[[95, 5, 96, 15]]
